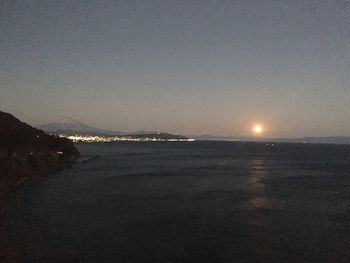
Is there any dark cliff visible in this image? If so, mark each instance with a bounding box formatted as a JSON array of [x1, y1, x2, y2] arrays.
[[0, 111, 80, 200]]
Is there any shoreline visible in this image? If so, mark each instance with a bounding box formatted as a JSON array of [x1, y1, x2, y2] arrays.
[[0, 111, 80, 210]]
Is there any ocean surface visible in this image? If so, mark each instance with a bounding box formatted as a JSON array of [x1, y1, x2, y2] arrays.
[[1, 141, 350, 262]]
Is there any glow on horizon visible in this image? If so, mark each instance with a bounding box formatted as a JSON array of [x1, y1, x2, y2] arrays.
[[253, 125, 263, 136]]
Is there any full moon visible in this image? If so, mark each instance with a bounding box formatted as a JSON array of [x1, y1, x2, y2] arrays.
[[253, 125, 263, 135]]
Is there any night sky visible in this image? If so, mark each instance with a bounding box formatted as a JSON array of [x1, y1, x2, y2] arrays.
[[1, 0, 349, 138]]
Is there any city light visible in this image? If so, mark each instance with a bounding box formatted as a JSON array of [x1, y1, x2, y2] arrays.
[[59, 134, 195, 143]]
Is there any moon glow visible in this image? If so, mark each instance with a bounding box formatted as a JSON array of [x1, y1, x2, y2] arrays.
[[253, 125, 263, 135]]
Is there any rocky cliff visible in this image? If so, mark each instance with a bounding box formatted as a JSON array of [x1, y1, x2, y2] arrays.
[[0, 111, 80, 201]]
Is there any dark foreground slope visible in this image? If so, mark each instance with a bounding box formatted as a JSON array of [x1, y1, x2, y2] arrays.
[[0, 111, 79, 201]]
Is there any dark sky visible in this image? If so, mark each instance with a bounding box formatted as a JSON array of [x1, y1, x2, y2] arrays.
[[1, 0, 349, 137]]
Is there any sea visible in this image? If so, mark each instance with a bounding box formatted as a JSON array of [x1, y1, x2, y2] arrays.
[[1, 141, 350, 262]]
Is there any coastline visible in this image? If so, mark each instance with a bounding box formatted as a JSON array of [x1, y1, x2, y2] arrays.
[[0, 111, 80, 209]]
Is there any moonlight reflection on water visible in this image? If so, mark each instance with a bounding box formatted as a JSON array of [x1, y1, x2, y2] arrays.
[[1, 141, 350, 262]]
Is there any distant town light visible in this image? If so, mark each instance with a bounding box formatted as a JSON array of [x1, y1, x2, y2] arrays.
[[60, 134, 195, 143]]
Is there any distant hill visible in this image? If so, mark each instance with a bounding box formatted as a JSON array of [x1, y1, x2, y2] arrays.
[[38, 117, 123, 136], [38, 118, 186, 139], [130, 130, 159, 135]]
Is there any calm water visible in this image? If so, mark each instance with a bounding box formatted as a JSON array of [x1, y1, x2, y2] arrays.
[[1, 141, 350, 262]]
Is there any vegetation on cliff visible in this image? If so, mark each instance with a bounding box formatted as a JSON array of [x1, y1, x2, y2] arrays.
[[0, 111, 80, 199]]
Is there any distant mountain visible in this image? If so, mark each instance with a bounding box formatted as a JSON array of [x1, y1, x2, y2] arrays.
[[130, 130, 159, 135], [39, 118, 189, 139], [38, 117, 123, 136]]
